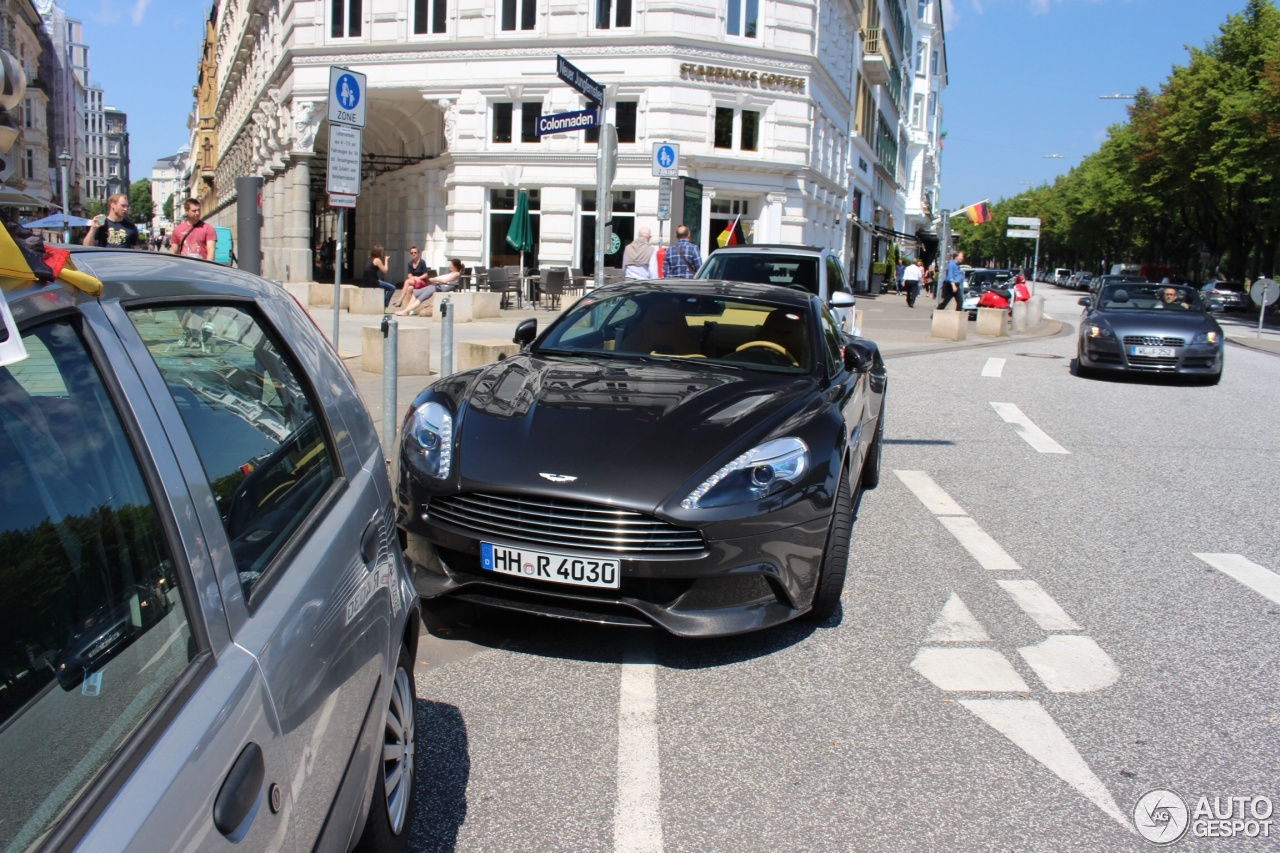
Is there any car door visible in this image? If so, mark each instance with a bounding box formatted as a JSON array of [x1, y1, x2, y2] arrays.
[[110, 295, 398, 850], [817, 302, 871, 469], [0, 302, 292, 852]]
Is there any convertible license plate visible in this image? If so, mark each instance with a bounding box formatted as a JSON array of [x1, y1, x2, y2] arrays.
[[480, 542, 620, 589], [1131, 346, 1176, 358]]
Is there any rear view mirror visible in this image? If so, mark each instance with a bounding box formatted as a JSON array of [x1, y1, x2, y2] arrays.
[[513, 318, 537, 347], [0, 292, 28, 368], [830, 291, 856, 309], [1077, 297, 1091, 308]]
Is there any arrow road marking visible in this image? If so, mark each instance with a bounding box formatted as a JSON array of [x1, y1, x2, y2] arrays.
[[982, 357, 1006, 377], [616, 635, 663, 853], [1194, 553, 1280, 606], [990, 402, 1070, 454], [959, 699, 1132, 831], [911, 647, 1030, 692], [924, 593, 991, 642], [937, 516, 1024, 571], [893, 470, 966, 515], [1017, 636, 1120, 693], [997, 580, 1082, 631]]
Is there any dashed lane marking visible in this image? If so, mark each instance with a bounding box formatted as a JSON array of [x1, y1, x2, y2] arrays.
[[616, 635, 663, 853], [982, 357, 1006, 378], [924, 593, 990, 642], [990, 402, 1070, 454], [997, 579, 1082, 631], [936, 516, 1024, 571], [1193, 553, 1280, 606], [893, 470, 966, 515]]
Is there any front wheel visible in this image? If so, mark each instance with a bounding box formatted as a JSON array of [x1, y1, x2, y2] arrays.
[[805, 475, 855, 622], [355, 646, 418, 853]]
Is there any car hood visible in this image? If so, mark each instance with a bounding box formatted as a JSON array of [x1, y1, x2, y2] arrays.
[[1095, 310, 1220, 335], [449, 354, 817, 508]]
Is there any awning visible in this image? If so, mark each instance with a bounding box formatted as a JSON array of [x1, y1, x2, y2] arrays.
[[872, 225, 922, 242]]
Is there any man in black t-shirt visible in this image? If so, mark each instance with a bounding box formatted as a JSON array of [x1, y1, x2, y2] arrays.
[[393, 246, 431, 308], [83, 193, 140, 249]]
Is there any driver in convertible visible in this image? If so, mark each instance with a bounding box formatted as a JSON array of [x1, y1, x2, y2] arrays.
[[1156, 286, 1189, 309]]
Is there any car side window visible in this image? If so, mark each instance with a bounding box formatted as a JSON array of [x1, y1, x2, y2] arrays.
[[0, 320, 194, 852], [826, 256, 849, 294], [818, 306, 844, 373], [128, 305, 338, 597]]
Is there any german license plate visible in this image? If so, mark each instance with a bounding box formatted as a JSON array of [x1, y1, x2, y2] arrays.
[[1131, 346, 1175, 357], [481, 542, 620, 589]]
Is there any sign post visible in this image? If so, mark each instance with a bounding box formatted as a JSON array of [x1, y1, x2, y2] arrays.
[[557, 56, 613, 287], [326, 66, 366, 349], [653, 144, 678, 249], [1007, 216, 1042, 294], [1251, 277, 1277, 339]]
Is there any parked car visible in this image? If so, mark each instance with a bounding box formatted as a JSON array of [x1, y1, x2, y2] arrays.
[[962, 268, 1014, 318], [1053, 268, 1072, 286], [397, 280, 887, 637], [695, 244, 857, 334], [1075, 282, 1224, 383], [1200, 280, 1251, 312], [0, 247, 420, 851]]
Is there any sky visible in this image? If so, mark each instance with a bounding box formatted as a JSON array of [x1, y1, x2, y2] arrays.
[[63, 0, 1253, 209]]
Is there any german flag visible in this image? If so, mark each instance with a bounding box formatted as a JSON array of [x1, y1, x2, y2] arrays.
[[0, 216, 101, 295], [966, 201, 992, 225]]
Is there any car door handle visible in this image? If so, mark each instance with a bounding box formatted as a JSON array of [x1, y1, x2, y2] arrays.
[[214, 742, 265, 839], [360, 519, 379, 566]]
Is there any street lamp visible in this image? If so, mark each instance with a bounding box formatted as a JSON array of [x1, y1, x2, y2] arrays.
[[1099, 94, 1137, 100], [58, 149, 71, 244], [1043, 154, 1064, 159]]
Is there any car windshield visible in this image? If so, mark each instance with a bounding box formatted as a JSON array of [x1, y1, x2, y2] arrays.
[[1208, 281, 1246, 293], [1100, 284, 1205, 311], [538, 291, 812, 372], [697, 253, 820, 296]]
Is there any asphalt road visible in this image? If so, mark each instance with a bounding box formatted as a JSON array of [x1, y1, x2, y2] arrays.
[[404, 287, 1280, 851]]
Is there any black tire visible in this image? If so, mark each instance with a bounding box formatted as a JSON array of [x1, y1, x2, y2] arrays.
[[805, 475, 855, 622], [1071, 354, 1092, 378], [861, 402, 884, 490], [355, 646, 418, 853]]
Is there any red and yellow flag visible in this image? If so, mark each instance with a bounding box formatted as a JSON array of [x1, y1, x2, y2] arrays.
[[966, 201, 992, 225], [716, 215, 742, 249]]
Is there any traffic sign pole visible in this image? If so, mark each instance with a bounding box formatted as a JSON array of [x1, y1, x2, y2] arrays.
[[595, 116, 612, 290], [326, 65, 366, 350]]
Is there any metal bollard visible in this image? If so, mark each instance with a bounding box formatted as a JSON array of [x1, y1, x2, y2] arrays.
[[381, 315, 398, 455], [440, 299, 453, 377]]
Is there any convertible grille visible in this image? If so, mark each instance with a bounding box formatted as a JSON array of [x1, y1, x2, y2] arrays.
[[427, 493, 705, 555], [1123, 335, 1185, 347]]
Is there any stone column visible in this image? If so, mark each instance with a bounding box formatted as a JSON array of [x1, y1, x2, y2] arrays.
[[281, 156, 312, 282]]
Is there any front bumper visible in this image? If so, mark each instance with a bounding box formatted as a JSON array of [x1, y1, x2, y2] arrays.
[[1080, 338, 1223, 375], [402, 512, 830, 637]]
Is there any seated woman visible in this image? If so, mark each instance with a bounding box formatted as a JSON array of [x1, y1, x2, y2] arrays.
[[395, 259, 464, 316], [361, 245, 396, 307]]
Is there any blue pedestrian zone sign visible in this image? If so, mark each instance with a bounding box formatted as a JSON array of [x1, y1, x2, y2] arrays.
[[656, 145, 676, 169], [651, 141, 679, 177], [336, 74, 360, 111], [536, 109, 599, 136], [328, 66, 367, 128]]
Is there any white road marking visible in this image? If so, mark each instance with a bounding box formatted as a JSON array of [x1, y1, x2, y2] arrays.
[[997, 580, 1082, 631], [960, 699, 1131, 830], [982, 357, 1006, 378], [1194, 553, 1280, 607], [1018, 636, 1120, 693], [990, 402, 1070, 454], [924, 594, 991, 642], [910, 647, 1030, 692], [937, 516, 1024, 571], [894, 470, 966, 515], [616, 635, 663, 853]]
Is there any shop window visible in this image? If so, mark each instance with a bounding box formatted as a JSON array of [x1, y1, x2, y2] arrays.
[[414, 0, 447, 34], [579, 190, 634, 275], [501, 0, 536, 31], [726, 0, 758, 38], [492, 102, 513, 143], [595, 0, 631, 29], [489, 189, 541, 270], [331, 0, 362, 37]]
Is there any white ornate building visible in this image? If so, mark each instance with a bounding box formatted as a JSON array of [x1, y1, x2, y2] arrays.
[[193, 0, 944, 287], [901, 0, 945, 262]]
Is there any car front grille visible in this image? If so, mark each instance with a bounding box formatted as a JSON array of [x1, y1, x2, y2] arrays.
[[1123, 335, 1185, 347], [427, 492, 705, 555]]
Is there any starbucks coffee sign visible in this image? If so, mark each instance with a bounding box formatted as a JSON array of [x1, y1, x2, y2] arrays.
[[679, 63, 806, 93]]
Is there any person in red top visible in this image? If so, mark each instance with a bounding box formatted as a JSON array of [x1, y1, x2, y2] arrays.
[[169, 198, 217, 260]]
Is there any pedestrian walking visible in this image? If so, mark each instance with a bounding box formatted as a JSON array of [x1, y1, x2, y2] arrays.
[[895, 259, 906, 294], [361, 244, 397, 307], [662, 225, 702, 279], [83, 193, 141, 249], [902, 257, 923, 308], [938, 250, 965, 311], [623, 227, 660, 280], [169, 198, 216, 259], [923, 265, 936, 297], [392, 246, 431, 308]]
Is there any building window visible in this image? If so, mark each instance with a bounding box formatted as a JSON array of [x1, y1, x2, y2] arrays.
[[714, 108, 734, 148], [414, 0, 447, 34], [911, 94, 924, 128], [489, 188, 540, 269], [715, 107, 759, 152], [521, 101, 540, 143], [595, 0, 631, 29], [916, 41, 927, 76], [616, 101, 637, 143], [22, 98, 31, 128], [580, 190, 634, 275], [24, 148, 33, 180], [501, 0, 536, 31], [331, 0, 362, 37], [918, 0, 929, 21], [927, 92, 936, 116], [726, 0, 758, 38], [492, 103, 513, 143], [931, 50, 940, 76]]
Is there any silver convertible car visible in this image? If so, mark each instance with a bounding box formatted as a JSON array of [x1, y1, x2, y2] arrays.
[[0, 246, 420, 852], [398, 280, 887, 637]]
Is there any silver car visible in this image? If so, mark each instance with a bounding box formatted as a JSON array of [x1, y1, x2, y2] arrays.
[[0, 248, 420, 851]]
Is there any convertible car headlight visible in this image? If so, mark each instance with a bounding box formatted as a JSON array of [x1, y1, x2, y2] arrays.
[[408, 401, 453, 477], [1192, 330, 1219, 345], [681, 437, 809, 509], [1087, 324, 1114, 339]]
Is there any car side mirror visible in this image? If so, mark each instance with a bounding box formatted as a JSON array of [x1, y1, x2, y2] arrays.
[[513, 318, 537, 347], [1077, 297, 1091, 308], [843, 338, 872, 372], [829, 291, 856, 309]]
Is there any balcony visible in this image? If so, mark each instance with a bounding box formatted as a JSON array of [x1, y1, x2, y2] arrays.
[[862, 28, 891, 87]]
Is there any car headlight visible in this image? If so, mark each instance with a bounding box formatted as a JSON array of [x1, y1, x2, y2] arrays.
[[1087, 324, 1115, 339], [407, 401, 453, 478], [681, 437, 808, 510], [1192, 330, 1219, 345]]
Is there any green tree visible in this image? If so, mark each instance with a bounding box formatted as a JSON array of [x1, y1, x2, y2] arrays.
[[162, 194, 173, 222], [129, 179, 154, 224]]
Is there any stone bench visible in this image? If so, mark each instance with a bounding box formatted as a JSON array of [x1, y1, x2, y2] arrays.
[[362, 324, 431, 376], [412, 291, 503, 322], [458, 339, 520, 372], [310, 283, 359, 309], [349, 287, 390, 315], [930, 309, 968, 341], [975, 307, 1009, 337]]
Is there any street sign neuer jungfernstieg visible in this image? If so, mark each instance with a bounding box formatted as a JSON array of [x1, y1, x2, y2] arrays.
[[1007, 216, 1041, 229], [1006, 229, 1040, 239], [556, 55, 604, 105]]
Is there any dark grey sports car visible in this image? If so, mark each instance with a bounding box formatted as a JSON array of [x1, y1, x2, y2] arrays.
[[397, 280, 887, 637], [1076, 282, 1224, 383]]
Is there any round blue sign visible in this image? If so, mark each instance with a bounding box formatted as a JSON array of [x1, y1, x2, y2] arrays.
[[336, 74, 361, 111], [657, 145, 676, 168]]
